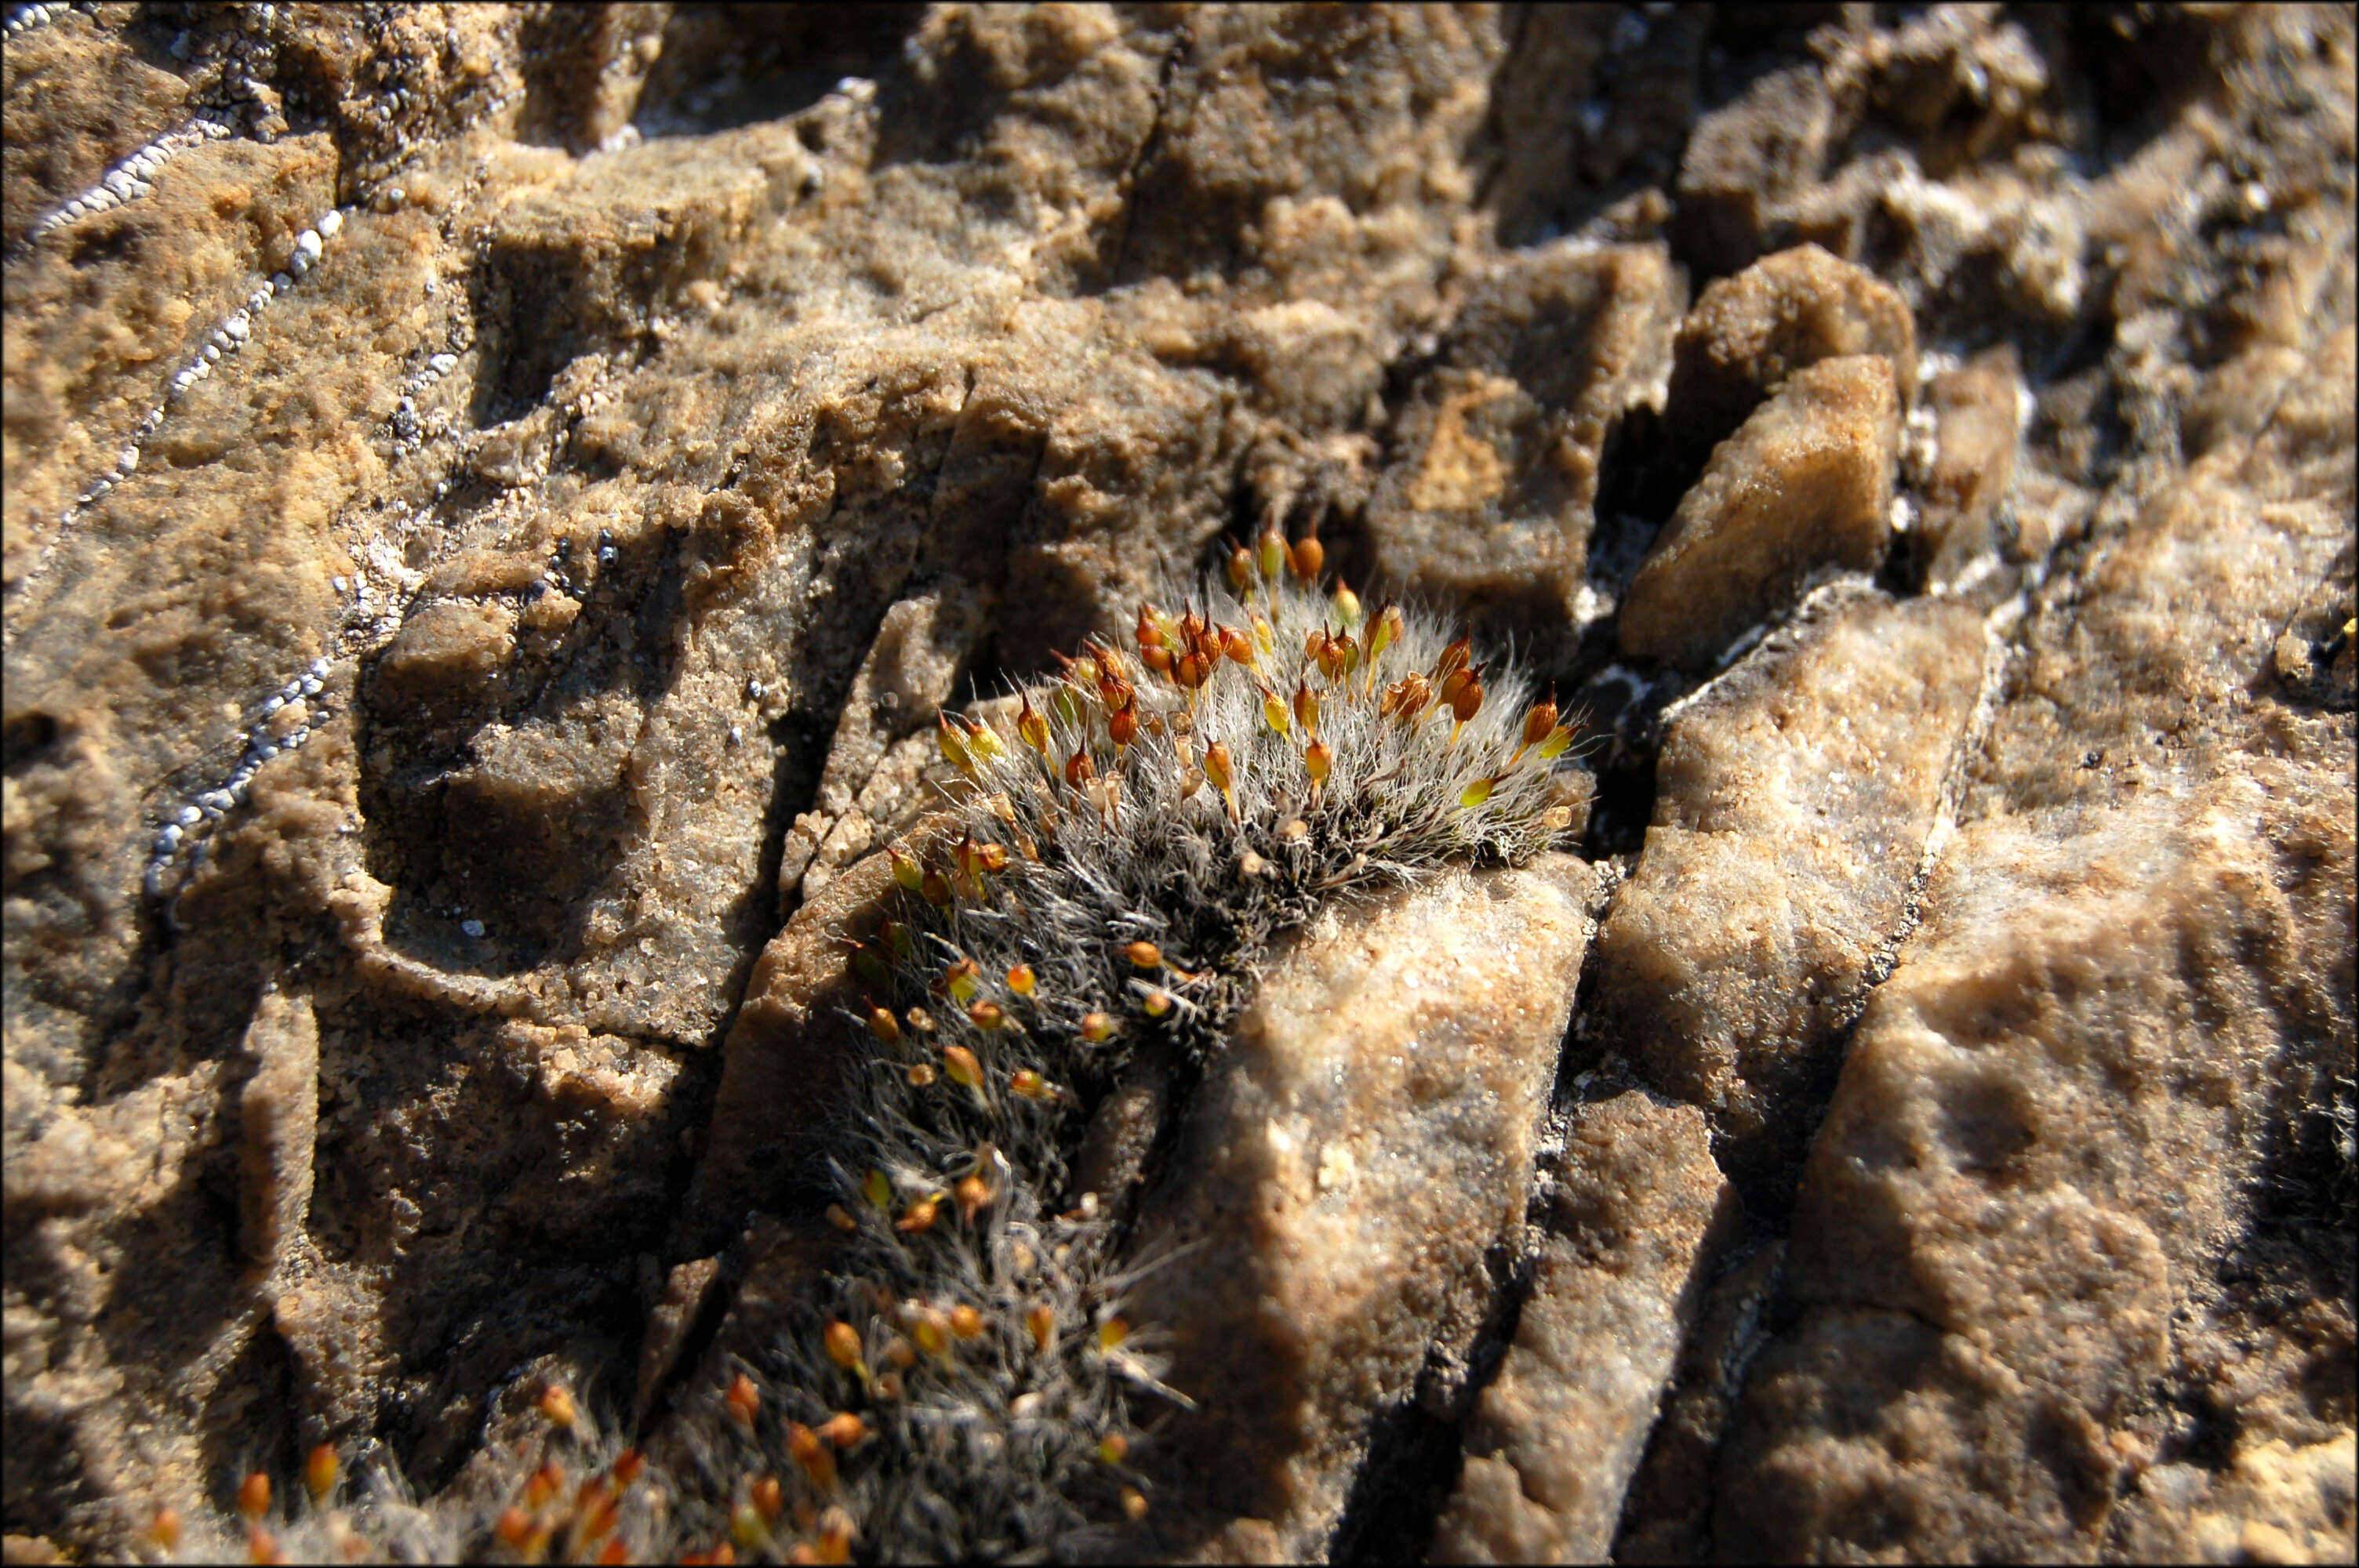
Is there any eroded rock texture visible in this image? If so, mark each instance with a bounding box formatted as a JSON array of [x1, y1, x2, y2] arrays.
[[4, 4, 2352, 1563]]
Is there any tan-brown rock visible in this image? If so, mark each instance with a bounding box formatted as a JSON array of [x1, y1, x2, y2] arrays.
[[236, 989, 319, 1272], [1429, 1091, 1736, 1565], [1719, 775, 2355, 1560], [1131, 855, 1592, 1559], [1916, 344, 2024, 586], [1674, 69, 1837, 277], [678, 812, 960, 1257], [1619, 354, 1903, 668], [1365, 243, 1684, 638], [1596, 585, 1984, 1183], [1663, 244, 1918, 468]]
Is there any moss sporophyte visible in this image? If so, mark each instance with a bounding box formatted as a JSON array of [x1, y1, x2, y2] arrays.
[[165, 527, 1582, 1563]]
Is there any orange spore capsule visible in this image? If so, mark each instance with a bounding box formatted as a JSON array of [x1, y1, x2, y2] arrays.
[[149, 1508, 184, 1550], [238, 1471, 271, 1521], [305, 1443, 339, 1501], [942, 1044, 982, 1088], [1016, 692, 1049, 753], [949, 1304, 985, 1340], [787, 1422, 838, 1490], [954, 1172, 993, 1224], [817, 1412, 870, 1449], [1027, 1302, 1056, 1352], [726, 1370, 761, 1429], [751, 1475, 784, 1523], [1256, 525, 1287, 584], [1289, 533, 1324, 583], [824, 1320, 865, 1373], [816, 1504, 856, 1564], [496, 1506, 533, 1548]]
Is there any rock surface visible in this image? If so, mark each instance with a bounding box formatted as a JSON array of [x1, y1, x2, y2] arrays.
[[1594, 584, 1986, 1189], [3, 4, 2353, 1563], [1430, 1091, 1734, 1566], [1618, 353, 1903, 668], [1122, 855, 1591, 1561]]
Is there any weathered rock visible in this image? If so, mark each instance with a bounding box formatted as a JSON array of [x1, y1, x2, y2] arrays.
[[1674, 67, 1837, 278], [236, 989, 320, 1272], [1429, 1091, 1735, 1565], [1619, 354, 1903, 667], [1609, 1240, 1787, 1564], [777, 583, 987, 906], [1129, 855, 1591, 1559], [1914, 344, 2024, 587], [1596, 585, 1985, 1184], [1662, 243, 1917, 477], [679, 812, 960, 1258], [1718, 777, 2356, 1560], [1364, 242, 1684, 639], [1714, 311, 2356, 1561]]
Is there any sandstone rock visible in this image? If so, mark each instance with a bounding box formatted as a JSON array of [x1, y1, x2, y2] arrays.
[[632, 1254, 722, 1426], [1596, 585, 1985, 1185], [1914, 344, 2024, 588], [1363, 242, 1684, 639], [1662, 243, 1917, 476], [1619, 354, 1903, 668], [1129, 855, 1591, 1559], [1608, 1240, 1787, 1564], [236, 989, 320, 1272], [1429, 1091, 1735, 1565], [1674, 67, 1836, 278], [678, 812, 960, 1258], [1718, 777, 2356, 1560], [778, 584, 987, 908]]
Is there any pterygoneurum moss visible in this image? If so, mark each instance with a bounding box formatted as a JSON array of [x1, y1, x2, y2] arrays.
[[147, 526, 1584, 1566]]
